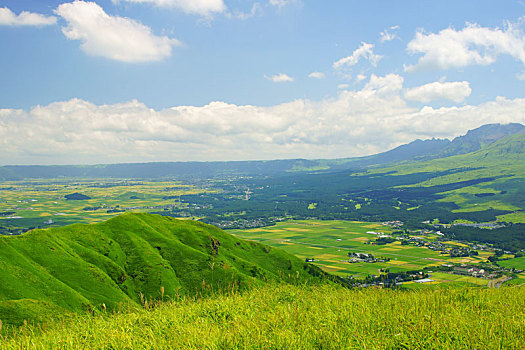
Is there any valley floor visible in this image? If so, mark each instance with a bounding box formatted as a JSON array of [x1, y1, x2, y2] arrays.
[[1, 283, 523, 349], [231, 220, 525, 286]]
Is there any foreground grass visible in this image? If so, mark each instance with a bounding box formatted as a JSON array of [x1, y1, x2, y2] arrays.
[[1, 284, 524, 349]]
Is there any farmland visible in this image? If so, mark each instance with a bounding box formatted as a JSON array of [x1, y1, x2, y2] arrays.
[[2, 134, 525, 253], [1, 176, 523, 288], [0, 179, 210, 234], [230, 220, 525, 286]]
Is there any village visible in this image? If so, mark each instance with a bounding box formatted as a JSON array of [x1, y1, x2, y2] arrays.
[[359, 222, 523, 282]]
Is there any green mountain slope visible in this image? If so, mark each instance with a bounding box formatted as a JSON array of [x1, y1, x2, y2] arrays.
[[0, 213, 329, 325], [373, 133, 525, 213], [387, 133, 525, 181], [433, 122, 525, 158]]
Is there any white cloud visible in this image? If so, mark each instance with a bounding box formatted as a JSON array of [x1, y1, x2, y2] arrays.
[[333, 42, 382, 69], [405, 21, 525, 72], [3, 74, 522, 165], [112, 0, 226, 16], [405, 81, 472, 103], [380, 25, 399, 42], [337, 84, 349, 89], [308, 72, 325, 79], [269, 0, 300, 8], [265, 73, 294, 82], [355, 74, 367, 83], [0, 7, 57, 26], [226, 3, 262, 20], [517, 71, 525, 80], [363, 74, 404, 96], [55, 1, 180, 63]]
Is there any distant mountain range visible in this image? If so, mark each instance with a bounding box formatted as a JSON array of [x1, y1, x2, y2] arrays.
[[0, 123, 523, 180], [341, 122, 525, 167], [436, 122, 525, 158]]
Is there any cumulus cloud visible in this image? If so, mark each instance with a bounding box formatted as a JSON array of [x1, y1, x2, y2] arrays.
[[308, 72, 325, 79], [265, 73, 294, 82], [2, 75, 523, 165], [55, 1, 180, 62], [0, 7, 57, 26], [112, 0, 226, 16], [405, 21, 525, 72], [364, 74, 404, 96], [380, 25, 399, 42], [405, 81, 472, 103], [333, 42, 382, 69]]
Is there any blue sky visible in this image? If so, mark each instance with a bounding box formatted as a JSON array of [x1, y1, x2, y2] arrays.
[[1, 0, 525, 164]]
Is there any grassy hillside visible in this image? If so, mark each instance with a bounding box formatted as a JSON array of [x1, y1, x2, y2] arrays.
[[1, 283, 523, 349], [372, 133, 525, 214], [388, 133, 525, 178], [433, 122, 525, 158], [0, 213, 329, 325]]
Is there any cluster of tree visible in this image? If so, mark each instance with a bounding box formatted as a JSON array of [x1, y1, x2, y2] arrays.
[[347, 270, 429, 288], [441, 224, 525, 252], [83, 206, 103, 211], [64, 193, 91, 200], [449, 248, 479, 257], [374, 237, 396, 245]]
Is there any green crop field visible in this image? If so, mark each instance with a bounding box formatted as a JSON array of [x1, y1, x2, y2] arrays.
[[0, 179, 210, 233], [230, 220, 508, 285], [499, 256, 525, 270]]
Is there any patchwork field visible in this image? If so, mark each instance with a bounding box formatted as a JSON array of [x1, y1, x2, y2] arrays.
[[230, 220, 498, 285], [0, 179, 210, 232], [1, 178, 522, 286]]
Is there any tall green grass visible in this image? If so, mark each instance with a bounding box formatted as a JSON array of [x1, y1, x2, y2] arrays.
[[2, 284, 523, 349]]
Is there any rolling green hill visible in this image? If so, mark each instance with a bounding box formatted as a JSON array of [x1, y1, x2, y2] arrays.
[[378, 133, 525, 212], [0, 213, 329, 325]]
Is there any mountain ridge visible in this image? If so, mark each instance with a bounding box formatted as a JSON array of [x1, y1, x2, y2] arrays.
[[0, 213, 331, 325], [432, 122, 525, 159]]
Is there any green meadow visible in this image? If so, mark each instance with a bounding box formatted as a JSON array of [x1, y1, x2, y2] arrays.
[[497, 211, 525, 224], [230, 220, 496, 284]]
